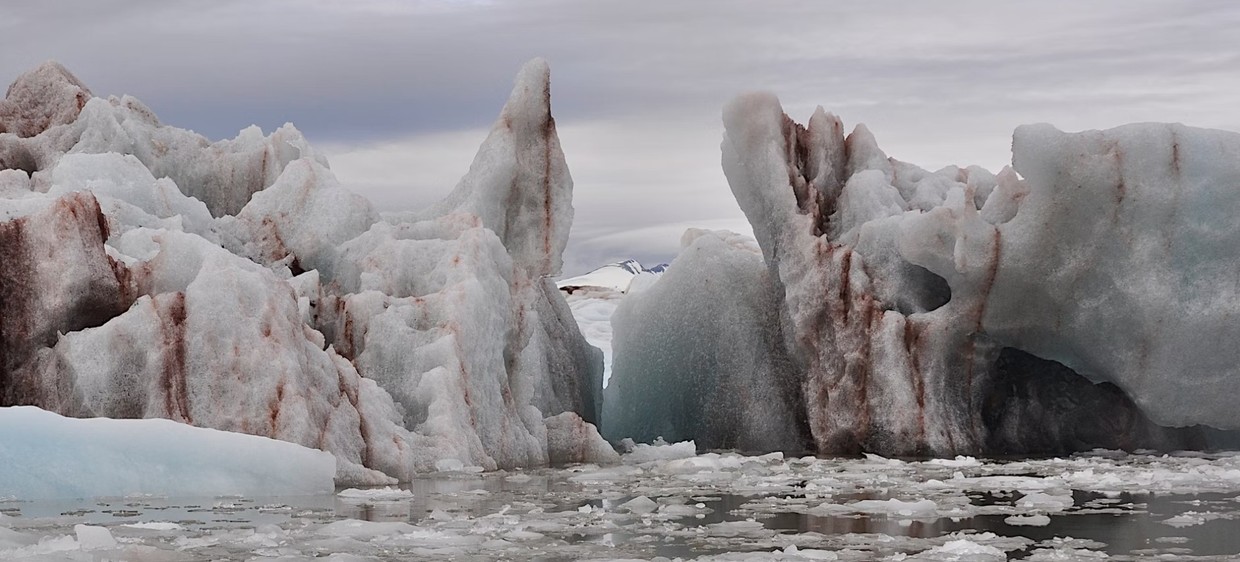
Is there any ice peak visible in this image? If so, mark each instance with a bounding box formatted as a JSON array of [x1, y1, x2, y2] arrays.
[[501, 58, 552, 132], [425, 57, 573, 278], [0, 60, 92, 138]]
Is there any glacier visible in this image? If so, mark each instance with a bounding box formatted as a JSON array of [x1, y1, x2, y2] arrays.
[[603, 92, 1238, 456], [0, 59, 614, 488]]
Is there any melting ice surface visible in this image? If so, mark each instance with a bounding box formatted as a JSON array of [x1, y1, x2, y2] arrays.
[[4, 444, 1240, 560]]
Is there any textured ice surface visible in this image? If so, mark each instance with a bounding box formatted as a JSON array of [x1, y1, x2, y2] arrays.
[[3, 450, 1239, 560], [0, 406, 334, 500], [0, 59, 610, 484], [608, 91, 1237, 455], [605, 229, 808, 451]]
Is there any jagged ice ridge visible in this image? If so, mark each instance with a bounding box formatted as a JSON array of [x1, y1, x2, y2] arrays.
[[0, 60, 615, 487]]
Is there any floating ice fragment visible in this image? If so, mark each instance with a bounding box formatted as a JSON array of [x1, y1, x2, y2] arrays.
[[1017, 492, 1075, 512], [316, 519, 418, 539], [912, 538, 1006, 561], [620, 496, 659, 514], [928, 456, 982, 468], [0, 407, 335, 500], [1004, 514, 1051, 527], [1161, 513, 1208, 528], [120, 522, 183, 531], [623, 440, 697, 463], [73, 525, 117, 551], [336, 487, 414, 501]]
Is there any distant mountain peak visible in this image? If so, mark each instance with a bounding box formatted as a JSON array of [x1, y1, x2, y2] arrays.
[[557, 259, 669, 294]]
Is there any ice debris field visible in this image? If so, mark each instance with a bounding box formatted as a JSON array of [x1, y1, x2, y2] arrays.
[[5, 442, 1240, 560], [4, 52, 1240, 559]]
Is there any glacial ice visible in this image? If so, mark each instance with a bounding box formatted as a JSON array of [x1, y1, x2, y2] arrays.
[[604, 90, 1239, 456], [0, 58, 611, 485], [0, 406, 334, 500], [604, 229, 808, 451]]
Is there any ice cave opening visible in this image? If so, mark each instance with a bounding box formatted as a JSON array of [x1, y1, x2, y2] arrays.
[[980, 347, 1207, 455]]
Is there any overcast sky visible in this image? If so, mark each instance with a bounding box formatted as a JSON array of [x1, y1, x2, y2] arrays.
[[4, 1, 1239, 275]]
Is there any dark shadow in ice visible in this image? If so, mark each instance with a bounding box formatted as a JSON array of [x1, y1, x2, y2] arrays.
[[0, 140, 38, 176], [890, 263, 952, 315], [982, 347, 1207, 455]]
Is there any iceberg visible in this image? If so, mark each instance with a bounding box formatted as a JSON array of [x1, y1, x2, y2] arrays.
[[0, 406, 334, 500], [604, 229, 809, 451], [0, 59, 613, 484], [605, 92, 1235, 455]]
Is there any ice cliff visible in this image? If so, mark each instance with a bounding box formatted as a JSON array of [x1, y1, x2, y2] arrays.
[[605, 92, 1237, 455], [0, 60, 615, 484]]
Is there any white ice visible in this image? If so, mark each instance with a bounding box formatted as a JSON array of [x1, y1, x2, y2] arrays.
[[0, 58, 612, 486], [0, 406, 334, 500]]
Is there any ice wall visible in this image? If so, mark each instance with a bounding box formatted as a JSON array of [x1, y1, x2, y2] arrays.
[[0, 60, 613, 483], [607, 92, 1230, 456], [604, 229, 810, 451]]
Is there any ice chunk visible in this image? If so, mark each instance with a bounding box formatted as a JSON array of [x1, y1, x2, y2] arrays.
[[622, 439, 698, 463], [911, 538, 1006, 561], [337, 487, 414, 501], [1004, 514, 1051, 526], [1016, 492, 1075, 512], [120, 522, 183, 531], [619, 496, 659, 514], [73, 525, 117, 551], [0, 406, 334, 500], [545, 412, 621, 465], [0, 61, 90, 138], [316, 519, 418, 539]]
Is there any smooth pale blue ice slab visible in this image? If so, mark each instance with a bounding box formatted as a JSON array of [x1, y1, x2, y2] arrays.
[[0, 406, 335, 500]]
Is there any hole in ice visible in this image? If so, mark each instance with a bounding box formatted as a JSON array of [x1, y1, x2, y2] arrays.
[[0, 142, 38, 176], [891, 263, 951, 314], [982, 347, 1205, 455]]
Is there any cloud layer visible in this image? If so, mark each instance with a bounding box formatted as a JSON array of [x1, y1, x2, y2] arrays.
[[4, 0, 1238, 274]]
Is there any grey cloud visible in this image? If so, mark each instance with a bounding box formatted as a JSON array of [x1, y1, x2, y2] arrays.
[[3, 0, 1239, 274]]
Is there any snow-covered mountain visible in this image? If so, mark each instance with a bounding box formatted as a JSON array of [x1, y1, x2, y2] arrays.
[[557, 259, 668, 294]]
